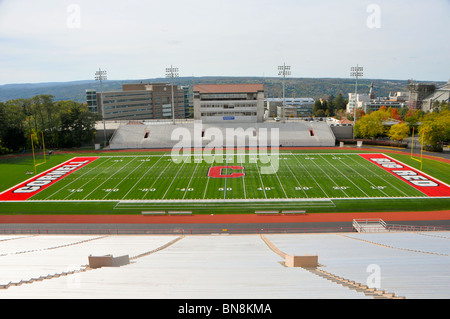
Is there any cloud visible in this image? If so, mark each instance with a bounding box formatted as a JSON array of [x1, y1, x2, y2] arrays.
[[0, 0, 449, 84]]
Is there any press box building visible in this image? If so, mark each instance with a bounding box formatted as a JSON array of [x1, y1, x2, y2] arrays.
[[193, 84, 265, 123]]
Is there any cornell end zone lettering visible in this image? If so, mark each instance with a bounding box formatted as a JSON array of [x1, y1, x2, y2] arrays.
[[0, 157, 99, 201], [359, 154, 450, 197]]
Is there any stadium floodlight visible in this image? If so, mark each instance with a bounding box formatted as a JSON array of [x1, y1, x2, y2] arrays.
[[95, 68, 108, 148], [278, 63, 291, 123], [166, 65, 179, 125], [350, 65, 363, 139]]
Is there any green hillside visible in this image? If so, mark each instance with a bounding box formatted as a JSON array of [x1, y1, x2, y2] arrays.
[[1, 77, 444, 104]]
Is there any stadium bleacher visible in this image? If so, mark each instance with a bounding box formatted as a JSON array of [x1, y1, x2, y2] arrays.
[[109, 120, 336, 149], [0, 231, 449, 299]]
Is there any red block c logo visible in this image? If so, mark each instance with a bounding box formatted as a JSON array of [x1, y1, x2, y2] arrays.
[[208, 166, 245, 178]]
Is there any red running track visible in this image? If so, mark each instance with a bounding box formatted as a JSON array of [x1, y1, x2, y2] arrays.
[[1, 211, 450, 225]]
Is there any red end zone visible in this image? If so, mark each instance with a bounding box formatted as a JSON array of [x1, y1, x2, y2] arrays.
[[0, 157, 98, 201], [359, 154, 450, 197]]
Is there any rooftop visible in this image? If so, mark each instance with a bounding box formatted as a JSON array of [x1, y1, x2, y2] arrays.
[[194, 83, 264, 94]]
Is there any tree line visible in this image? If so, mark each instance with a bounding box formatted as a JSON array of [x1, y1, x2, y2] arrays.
[[354, 102, 450, 152], [0, 95, 100, 154], [312, 93, 348, 118]]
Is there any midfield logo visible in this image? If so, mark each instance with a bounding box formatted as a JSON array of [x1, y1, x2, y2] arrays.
[[171, 120, 280, 174], [207, 166, 245, 178]]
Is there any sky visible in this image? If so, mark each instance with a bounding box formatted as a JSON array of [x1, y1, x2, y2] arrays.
[[0, 0, 449, 85]]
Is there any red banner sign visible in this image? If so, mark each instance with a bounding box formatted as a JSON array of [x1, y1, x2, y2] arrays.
[[359, 154, 450, 197], [0, 157, 98, 201]]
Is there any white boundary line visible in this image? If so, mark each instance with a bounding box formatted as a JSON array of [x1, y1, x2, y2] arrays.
[[2, 153, 449, 203], [17, 196, 450, 204]]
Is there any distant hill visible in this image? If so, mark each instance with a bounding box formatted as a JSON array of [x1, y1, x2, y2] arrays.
[[0, 77, 445, 104]]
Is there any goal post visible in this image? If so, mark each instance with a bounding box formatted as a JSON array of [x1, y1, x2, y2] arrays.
[[31, 132, 47, 174], [410, 127, 424, 170]]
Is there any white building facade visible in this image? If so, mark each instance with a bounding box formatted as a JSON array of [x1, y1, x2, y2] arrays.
[[193, 84, 265, 123]]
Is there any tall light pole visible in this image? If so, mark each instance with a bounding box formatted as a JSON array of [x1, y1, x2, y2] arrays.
[[278, 63, 291, 123], [350, 64, 363, 139], [95, 68, 107, 147], [166, 65, 179, 125]]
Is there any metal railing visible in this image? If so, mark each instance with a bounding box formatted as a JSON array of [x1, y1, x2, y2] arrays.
[[0, 226, 354, 236], [353, 218, 387, 232], [387, 224, 450, 232]]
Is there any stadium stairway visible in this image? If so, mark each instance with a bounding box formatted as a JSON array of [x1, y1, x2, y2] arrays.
[[259, 234, 406, 299]]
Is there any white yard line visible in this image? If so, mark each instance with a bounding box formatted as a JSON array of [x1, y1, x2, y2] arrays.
[[101, 156, 150, 200], [291, 153, 331, 198], [62, 158, 118, 200], [270, 160, 289, 198], [318, 154, 370, 197], [255, 160, 267, 199], [337, 155, 390, 197], [182, 159, 201, 200], [161, 160, 186, 200], [202, 155, 215, 200], [348, 154, 410, 197], [82, 157, 137, 200], [282, 157, 308, 198], [140, 157, 173, 200], [240, 154, 247, 200], [44, 157, 110, 200], [121, 155, 164, 200]]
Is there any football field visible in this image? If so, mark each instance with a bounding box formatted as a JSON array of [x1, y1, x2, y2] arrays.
[[5, 152, 449, 205]]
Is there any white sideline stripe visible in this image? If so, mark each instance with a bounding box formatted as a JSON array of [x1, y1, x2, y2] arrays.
[[21, 196, 448, 204]]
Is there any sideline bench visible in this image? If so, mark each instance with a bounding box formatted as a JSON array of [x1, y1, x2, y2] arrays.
[[282, 210, 307, 215], [142, 211, 166, 215], [255, 211, 279, 215], [168, 211, 192, 215]]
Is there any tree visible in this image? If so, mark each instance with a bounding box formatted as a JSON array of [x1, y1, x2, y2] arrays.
[[0, 95, 100, 154], [355, 108, 390, 139], [334, 93, 346, 112], [388, 122, 409, 142], [327, 95, 335, 116], [404, 108, 423, 129], [418, 109, 450, 151]]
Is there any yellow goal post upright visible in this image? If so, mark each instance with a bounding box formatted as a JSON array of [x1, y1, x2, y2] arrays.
[[31, 132, 47, 174], [410, 127, 424, 170]]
